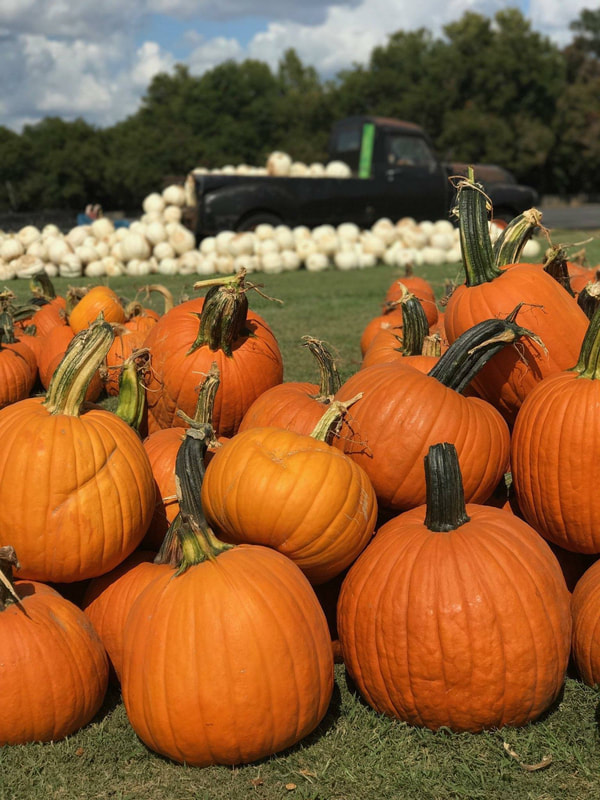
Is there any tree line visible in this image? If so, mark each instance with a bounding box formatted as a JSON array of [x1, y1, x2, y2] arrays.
[[1, 7, 599, 216]]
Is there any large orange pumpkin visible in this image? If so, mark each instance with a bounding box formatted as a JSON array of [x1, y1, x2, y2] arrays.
[[0, 546, 108, 744], [121, 425, 334, 767], [334, 314, 528, 512], [337, 443, 572, 732], [143, 271, 283, 436], [511, 304, 600, 553], [444, 178, 588, 425], [202, 404, 378, 585], [0, 321, 155, 582]]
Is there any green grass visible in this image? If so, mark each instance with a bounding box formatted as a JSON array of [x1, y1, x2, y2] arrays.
[[2, 228, 600, 800]]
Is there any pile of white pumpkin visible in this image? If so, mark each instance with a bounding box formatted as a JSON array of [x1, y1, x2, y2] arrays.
[[189, 150, 352, 179], [0, 178, 540, 280]]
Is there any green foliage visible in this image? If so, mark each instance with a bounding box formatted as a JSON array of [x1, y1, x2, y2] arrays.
[[2, 8, 600, 211]]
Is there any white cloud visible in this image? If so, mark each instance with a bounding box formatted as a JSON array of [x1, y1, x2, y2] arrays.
[[0, 0, 590, 132]]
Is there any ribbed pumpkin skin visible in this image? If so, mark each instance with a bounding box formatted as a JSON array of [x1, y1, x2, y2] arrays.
[[0, 341, 37, 408], [444, 264, 588, 424], [0, 398, 156, 582], [0, 581, 108, 744], [201, 427, 377, 584], [82, 551, 165, 681], [142, 427, 185, 548], [362, 329, 440, 370], [334, 363, 509, 512], [359, 309, 405, 356], [337, 506, 571, 731], [571, 560, 600, 686], [511, 372, 600, 553], [238, 381, 324, 436], [143, 298, 283, 436], [69, 286, 125, 333], [121, 545, 334, 766]]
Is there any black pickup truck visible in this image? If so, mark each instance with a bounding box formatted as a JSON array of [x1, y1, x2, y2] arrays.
[[183, 116, 538, 238]]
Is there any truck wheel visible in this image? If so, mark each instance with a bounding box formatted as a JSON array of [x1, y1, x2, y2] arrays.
[[237, 212, 283, 232]]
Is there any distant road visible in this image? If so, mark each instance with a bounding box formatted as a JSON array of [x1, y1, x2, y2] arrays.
[[538, 204, 600, 230]]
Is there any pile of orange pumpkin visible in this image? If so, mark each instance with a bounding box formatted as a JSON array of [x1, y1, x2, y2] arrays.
[[3, 174, 600, 766]]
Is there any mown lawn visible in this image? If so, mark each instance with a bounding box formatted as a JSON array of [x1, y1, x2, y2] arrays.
[[2, 228, 600, 800]]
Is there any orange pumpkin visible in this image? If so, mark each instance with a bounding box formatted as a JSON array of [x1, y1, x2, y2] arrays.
[[334, 314, 527, 512], [0, 546, 108, 744], [572, 560, 600, 686], [143, 271, 283, 436], [69, 285, 125, 333], [511, 304, 600, 553], [202, 405, 378, 585], [337, 443, 571, 731], [444, 178, 588, 426], [238, 337, 341, 436], [81, 550, 165, 682], [0, 321, 155, 582], [121, 425, 333, 767]]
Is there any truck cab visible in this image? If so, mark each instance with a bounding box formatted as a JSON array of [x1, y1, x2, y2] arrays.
[[328, 116, 450, 221]]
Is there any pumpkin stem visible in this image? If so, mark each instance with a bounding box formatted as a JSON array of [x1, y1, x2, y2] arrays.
[[424, 443, 470, 532], [301, 336, 341, 399], [29, 270, 57, 301], [572, 303, 600, 379], [140, 284, 175, 314], [542, 245, 575, 296], [0, 546, 23, 612], [455, 170, 501, 286], [577, 280, 600, 321], [493, 208, 543, 268], [65, 286, 89, 318], [174, 425, 233, 574], [421, 333, 442, 358], [188, 271, 250, 356], [427, 307, 542, 394], [44, 318, 115, 416], [0, 311, 18, 347], [115, 351, 149, 432], [310, 394, 363, 444], [391, 286, 429, 355]]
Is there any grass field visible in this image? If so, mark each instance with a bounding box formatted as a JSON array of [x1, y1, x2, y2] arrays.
[[2, 228, 600, 800]]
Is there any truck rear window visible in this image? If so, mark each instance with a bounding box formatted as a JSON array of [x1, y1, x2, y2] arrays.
[[387, 134, 436, 168]]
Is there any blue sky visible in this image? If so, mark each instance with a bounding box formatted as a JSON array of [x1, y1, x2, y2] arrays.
[[0, 0, 587, 133]]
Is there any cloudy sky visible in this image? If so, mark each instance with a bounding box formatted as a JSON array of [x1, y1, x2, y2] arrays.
[[0, 0, 590, 132]]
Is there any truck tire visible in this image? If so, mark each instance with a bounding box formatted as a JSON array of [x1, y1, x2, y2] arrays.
[[236, 212, 283, 232]]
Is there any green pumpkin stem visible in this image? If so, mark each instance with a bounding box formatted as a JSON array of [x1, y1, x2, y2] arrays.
[[115, 351, 148, 432], [301, 336, 341, 398], [0, 311, 18, 347], [577, 281, 600, 321], [44, 318, 114, 416], [394, 287, 429, 355], [173, 425, 233, 574], [428, 306, 542, 394], [493, 208, 543, 268], [456, 171, 501, 286], [572, 303, 600, 379], [0, 546, 23, 612], [30, 270, 57, 300], [424, 443, 470, 532], [542, 245, 575, 297], [189, 271, 250, 356]]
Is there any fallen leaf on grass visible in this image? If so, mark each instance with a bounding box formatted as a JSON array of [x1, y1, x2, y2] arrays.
[[285, 783, 297, 791], [250, 778, 264, 788], [503, 741, 553, 771]]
